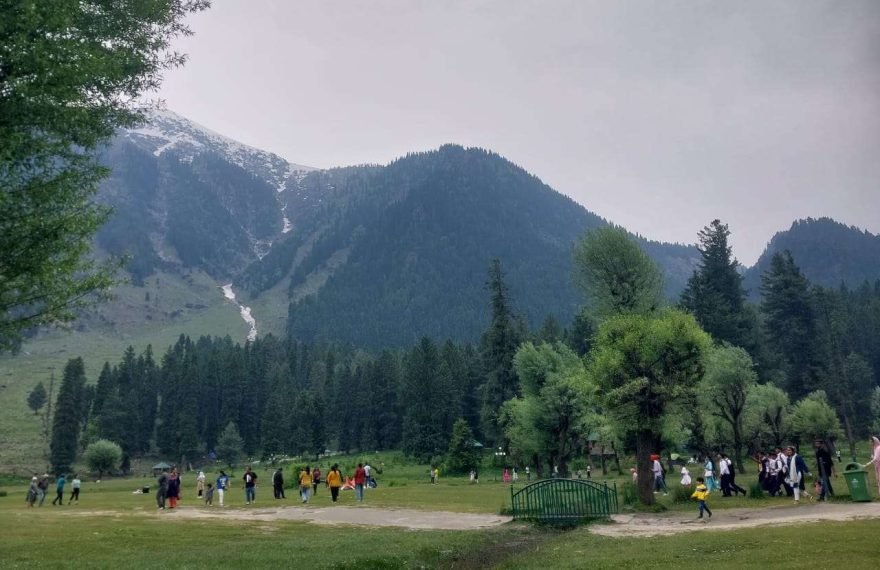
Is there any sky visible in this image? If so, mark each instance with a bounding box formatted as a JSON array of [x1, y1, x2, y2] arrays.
[[157, 0, 880, 266]]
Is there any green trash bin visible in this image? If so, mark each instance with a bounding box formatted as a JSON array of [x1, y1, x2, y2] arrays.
[[842, 463, 872, 502]]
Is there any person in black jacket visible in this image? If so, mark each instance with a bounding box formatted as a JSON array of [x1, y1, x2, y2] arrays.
[[814, 439, 836, 500], [156, 469, 169, 510], [273, 468, 285, 499]]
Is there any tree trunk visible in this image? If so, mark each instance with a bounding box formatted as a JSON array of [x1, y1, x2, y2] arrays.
[[841, 410, 857, 461], [600, 444, 608, 475], [612, 442, 622, 475], [733, 421, 745, 474], [636, 429, 655, 505]]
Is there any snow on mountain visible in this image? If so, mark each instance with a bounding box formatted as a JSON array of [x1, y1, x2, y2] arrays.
[[125, 108, 315, 191]]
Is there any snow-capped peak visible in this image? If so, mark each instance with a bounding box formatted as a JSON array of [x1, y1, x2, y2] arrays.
[[125, 108, 315, 191]]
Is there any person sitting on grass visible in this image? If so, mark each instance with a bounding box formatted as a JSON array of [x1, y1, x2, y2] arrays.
[[342, 476, 356, 491], [691, 477, 712, 520]]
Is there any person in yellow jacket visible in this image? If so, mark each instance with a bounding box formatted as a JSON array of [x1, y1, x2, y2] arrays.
[[691, 477, 712, 519], [326, 464, 342, 503], [299, 466, 312, 503]]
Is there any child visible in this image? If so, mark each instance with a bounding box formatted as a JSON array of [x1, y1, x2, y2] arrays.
[[204, 482, 214, 506], [691, 477, 712, 519]]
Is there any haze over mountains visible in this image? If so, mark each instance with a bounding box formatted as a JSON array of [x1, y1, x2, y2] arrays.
[[86, 110, 880, 346]]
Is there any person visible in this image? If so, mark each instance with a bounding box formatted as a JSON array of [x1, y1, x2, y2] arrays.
[[429, 466, 436, 485], [586, 465, 591, 479], [723, 454, 746, 496], [784, 446, 811, 502], [469, 469, 476, 484], [156, 469, 169, 510], [364, 464, 372, 487], [52, 473, 66, 505], [196, 471, 206, 498], [813, 440, 836, 501], [243, 466, 258, 505], [776, 447, 793, 497], [273, 467, 285, 499], [525, 466, 530, 481], [216, 471, 229, 507], [312, 466, 322, 495], [473, 468, 479, 484], [167, 469, 181, 509], [68, 473, 81, 504], [703, 457, 717, 492], [691, 477, 712, 519], [299, 466, 312, 504], [766, 451, 782, 496], [26, 476, 38, 507], [37, 474, 49, 506], [503, 468, 511, 484], [433, 466, 440, 484], [327, 464, 342, 502], [630, 467, 638, 484], [652, 454, 668, 495], [680, 466, 692, 486], [204, 482, 214, 506], [354, 463, 366, 501], [863, 436, 880, 496], [512, 467, 518, 482]]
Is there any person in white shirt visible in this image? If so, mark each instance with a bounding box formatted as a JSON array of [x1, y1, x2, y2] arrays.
[[68, 474, 81, 504], [364, 464, 372, 487]]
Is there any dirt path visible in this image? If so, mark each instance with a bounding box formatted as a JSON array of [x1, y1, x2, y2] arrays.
[[592, 501, 880, 537], [158, 504, 512, 530]]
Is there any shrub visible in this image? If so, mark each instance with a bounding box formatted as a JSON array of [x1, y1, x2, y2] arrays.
[[671, 484, 693, 504], [620, 481, 639, 506], [0, 490, 8, 497], [84, 439, 123, 478], [749, 482, 766, 500]]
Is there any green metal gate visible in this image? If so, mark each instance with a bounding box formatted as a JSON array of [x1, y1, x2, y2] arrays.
[[510, 478, 618, 522]]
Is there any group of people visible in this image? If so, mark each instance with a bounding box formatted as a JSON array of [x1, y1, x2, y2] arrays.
[[26, 473, 80, 507], [154, 462, 378, 509], [754, 442, 827, 501]]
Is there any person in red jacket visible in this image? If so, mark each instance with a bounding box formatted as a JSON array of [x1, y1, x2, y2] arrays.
[[354, 463, 366, 502]]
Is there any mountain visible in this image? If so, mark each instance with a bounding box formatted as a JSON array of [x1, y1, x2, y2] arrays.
[[95, 110, 316, 283], [744, 218, 880, 295], [239, 145, 701, 347]]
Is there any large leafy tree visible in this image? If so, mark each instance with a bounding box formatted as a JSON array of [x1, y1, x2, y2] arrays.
[[0, 0, 209, 351], [573, 226, 664, 318], [590, 310, 711, 505], [503, 342, 597, 477], [743, 383, 791, 450], [789, 391, 843, 445], [702, 345, 757, 473]]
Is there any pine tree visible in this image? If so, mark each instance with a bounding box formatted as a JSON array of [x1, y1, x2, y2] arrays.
[[681, 220, 756, 350], [217, 422, 244, 468], [446, 418, 481, 473], [402, 337, 447, 460], [480, 259, 522, 446], [27, 382, 47, 415], [760, 251, 821, 397], [50, 358, 88, 474]]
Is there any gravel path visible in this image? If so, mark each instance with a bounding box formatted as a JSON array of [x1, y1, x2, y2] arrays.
[[592, 501, 880, 537], [160, 504, 512, 530]]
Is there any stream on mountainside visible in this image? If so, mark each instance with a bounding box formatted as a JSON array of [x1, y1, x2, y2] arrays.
[[221, 284, 257, 342]]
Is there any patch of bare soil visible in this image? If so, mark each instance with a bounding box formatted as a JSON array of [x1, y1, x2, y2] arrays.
[[156, 504, 512, 531], [592, 501, 880, 537]]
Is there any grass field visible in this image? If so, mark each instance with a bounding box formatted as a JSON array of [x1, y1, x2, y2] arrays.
[[1, 466, 878, 569]]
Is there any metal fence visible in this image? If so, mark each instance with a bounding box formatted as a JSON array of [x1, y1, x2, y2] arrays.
[[510, 478, 618, 523]]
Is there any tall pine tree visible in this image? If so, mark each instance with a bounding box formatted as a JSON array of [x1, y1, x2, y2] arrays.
[[50, 358, 88, 474]]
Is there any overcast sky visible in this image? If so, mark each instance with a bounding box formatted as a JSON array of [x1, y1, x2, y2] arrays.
[[158, 0, 880, 265]]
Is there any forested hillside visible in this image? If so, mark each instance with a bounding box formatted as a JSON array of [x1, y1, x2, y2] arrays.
[[240, 145, 700, 347], [744, 218, 880, 295]]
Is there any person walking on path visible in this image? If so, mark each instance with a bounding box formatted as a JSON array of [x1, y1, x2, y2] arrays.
[[51, 474, 66, 505], [814, 440, 836, 500], [196, 471, 206, 498], [327, 464, 342, 503], [37, 474, 49, 506], [691, 477, 712, 519], [273, 467, 285, 499], [652, 455, 668, 495], [312, 466, 322, 495], [216, 471, 229, 507], [863, 436, 880, 496], [354, 463, 367, 502], [243, 466, 258, 505], [784, 447, 811, 502], [703, 457, 718, 492], [723, 454, 747, 496], [299, 466, 312, 504], [167, 469, 181, 509], [68, 474, 81, 504], [156, 469, 169, 510]]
